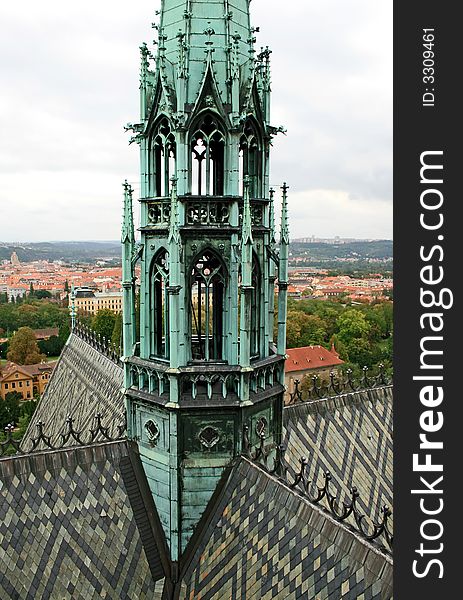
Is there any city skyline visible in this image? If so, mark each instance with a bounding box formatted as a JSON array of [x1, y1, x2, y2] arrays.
[[0, 0, 392, 242]]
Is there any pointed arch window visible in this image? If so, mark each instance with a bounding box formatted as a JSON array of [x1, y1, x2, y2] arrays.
[[190, 250, 225, 361], [239, 119, 262, 198], [151, 249, 169, 359], [191, 114, 225, 195], [250, 254, 261, 358], [151, 118, 176, 197]]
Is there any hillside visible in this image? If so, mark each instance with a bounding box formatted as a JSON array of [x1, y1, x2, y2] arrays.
[[0, 241, 121, 263]]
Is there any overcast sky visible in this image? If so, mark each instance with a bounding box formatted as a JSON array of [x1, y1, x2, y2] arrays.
[[0, 0, 392, 242]]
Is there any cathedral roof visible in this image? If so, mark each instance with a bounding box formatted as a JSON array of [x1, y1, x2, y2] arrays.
[[1, 337, 393, 599], [179, 458, 392, 599], [283, 386, 393, 526], [20, 332, 124, 451], [0, 440, 166, 599]]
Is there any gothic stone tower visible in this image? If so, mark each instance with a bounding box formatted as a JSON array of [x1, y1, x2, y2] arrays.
[[122, 0, 289, 566]]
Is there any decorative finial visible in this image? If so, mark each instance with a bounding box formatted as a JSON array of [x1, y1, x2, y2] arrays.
[[269, 188, 276, 244], [177, 30, 188, 79], [168, 176, 179, 244], [204, 24, 215, 45], [140, 42, 150, 85], [280, 182, 289, 245], [242, 175, 253, 246], [69, 284, 76, 330], [121, 180, 135, 244]]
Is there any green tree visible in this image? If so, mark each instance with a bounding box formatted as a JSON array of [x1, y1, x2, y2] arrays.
[[6, 327, 46, 365], [20, 399, 37, 420], [0, 392, 21, 428], [59, 322, 70, 345], [284, 310, 328, 349], [344, 337, 377, 368], [330, 334, 349, 362], [336, 309, 371, 345], [299, 314, 327, 346], [29, 282, 35, 297], [34, 290, 52, 299], [285, 310, 304, 348], [39, 335, 63, 357], [111, 312, 122, 351], [92, 309, 117, 342]]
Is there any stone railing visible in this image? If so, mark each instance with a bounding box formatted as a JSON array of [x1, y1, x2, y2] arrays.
[[249, 355, 282, 393], [125, 354, 284, 402], [126, 356, 170, 396], [141, 195, 270, 228], [179, 363, 241, 400], [184, 197, 232, 226], [144, 197, 171, 226]]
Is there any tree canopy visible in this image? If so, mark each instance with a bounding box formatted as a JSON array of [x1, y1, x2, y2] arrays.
[[280, 298, 393, 372], [92, 309, 117, 342], [0, 299, 69, 334], [6, 327, 46, 365]]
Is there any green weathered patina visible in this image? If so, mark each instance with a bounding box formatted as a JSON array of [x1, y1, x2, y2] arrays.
[[122, 0, 289, 566]]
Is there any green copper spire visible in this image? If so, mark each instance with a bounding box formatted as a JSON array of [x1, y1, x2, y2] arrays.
[[121, 180, 135, 245], [153, 0, 253, 109], [122, 0, 288, 570], [241, 175, 253, 249], [121, 181, 136, 367], [269, 187, 276, 245], [277, 183, 289, 359], [69, 284, 76, 330], [280, 182, 290, 246], [239, 175, 254, 376]]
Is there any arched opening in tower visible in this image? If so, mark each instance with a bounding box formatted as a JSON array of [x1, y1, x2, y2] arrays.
[[190, 250, 226, 361], [190, 114, 225, 195], [151, 248, 170, 359], [251, 253, 262, 358], [151, 117, 176, 197], [239, 118, 262, 198]]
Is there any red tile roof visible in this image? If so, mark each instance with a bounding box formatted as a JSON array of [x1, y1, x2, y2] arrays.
[[33, 328, 59, 339], [20, 362, 57, 376], [285, 345, 344, 373]]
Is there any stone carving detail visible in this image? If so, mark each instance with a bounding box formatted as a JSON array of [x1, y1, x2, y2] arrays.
[[148, 200, 171, 225], [238, 202, 264, 226], [255, 416, 268, 437], [198, 426, 220, 449], [144, 419, 160, 445], [186, 201, 230, 226]]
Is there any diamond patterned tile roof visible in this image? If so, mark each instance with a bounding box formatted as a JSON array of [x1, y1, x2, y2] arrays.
[[20, 333, 124, 450], [0, 441, 167, 599], [2, 338, 393, 599]]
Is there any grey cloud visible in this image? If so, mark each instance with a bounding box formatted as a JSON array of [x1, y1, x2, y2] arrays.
[[0, 0, 391, 241]]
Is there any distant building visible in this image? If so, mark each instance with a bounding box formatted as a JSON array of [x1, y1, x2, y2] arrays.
[[0, 361, 57, 400], [33, 328, 60, 340], [7, 285, 27, 302], [71, 286, 123, 315], [285, 344, 344, 401], [10, 252, 21, 268]]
